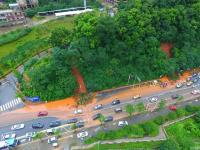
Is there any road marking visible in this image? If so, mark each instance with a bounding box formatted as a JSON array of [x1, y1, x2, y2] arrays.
[[0, 97, 23, 113]]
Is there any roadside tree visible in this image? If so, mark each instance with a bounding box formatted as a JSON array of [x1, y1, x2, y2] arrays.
[[125, 104, 135, 117]]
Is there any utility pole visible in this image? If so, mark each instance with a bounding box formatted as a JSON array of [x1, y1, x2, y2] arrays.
[[84, 0, 87, 9]]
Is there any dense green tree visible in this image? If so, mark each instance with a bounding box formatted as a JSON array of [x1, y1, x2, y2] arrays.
[[125, 104, 135, 117], [159, 139, 180, 150]]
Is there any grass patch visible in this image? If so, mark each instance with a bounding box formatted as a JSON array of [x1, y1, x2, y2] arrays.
[[87, 141, 162, 150], [166, 118, 200, 149], [0, 16, 74, 77]]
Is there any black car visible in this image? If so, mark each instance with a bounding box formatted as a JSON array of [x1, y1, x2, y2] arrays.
[[92, 113, 101, 120], [32, 123, 44, 129], [76, 122, 85, 128], [171, 94, 179, 99], [66, 118, 78, 124], [49, 121, 61, 127], [112, 99, 120, 105], [114, 107, 122, 113], [104, 116, 113, 122]]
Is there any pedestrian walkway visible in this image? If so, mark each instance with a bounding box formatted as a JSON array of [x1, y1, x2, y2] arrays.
[[0, 98, 24, 112]]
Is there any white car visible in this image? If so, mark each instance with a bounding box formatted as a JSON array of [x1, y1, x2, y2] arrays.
[[74, 109, 83, 114], [3, 133, 16, 139], [77, 131, 88, 138], [11, 124, 25, 130], [149, 97, 158, 103], [48, 137, 57, 144], [118, 121, 128, 127], [176, 83, 183, 88], [191, 89, 200, 95], [46, 128, 56, 134], [133, 94, 141, 99], [25, 132, 36, 138], [52, 142, 58, 147], [186, 81, 193, 86]]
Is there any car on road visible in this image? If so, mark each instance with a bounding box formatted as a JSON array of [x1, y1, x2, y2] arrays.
[[66, 118, 78, 124], [11, 124, 25, 131], [49, 121, 61, 128], [176, 83, 183, 88], [74, 109, 83, 114], [25, 132, 36, 138], [168, 105, 177, 111], [46, 128, 56, 135], [77, 131, 88, 139], [114, 107, 122, 113], [149, 97, 158, 103], [32, 123, 44, 129], [48, 137, 57, 144], [112, 99, 120, 105], [191, 89, 200, 95], [133, 95, 141, 100], [192, 78, 198, 83], [186, 81, 193, 86], [171, 94, 180, 99], [76, 121, 85, 128], [104, 116, 113, 122], [118, 121, 128, 127], [92, 113, 101, 120], [2, 133, 16, 140], [37, 111, 48, 117], [94, 104, 103, 110]]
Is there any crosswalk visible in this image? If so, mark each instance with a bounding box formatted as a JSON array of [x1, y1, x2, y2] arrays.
[[0, 98, 23, 112]]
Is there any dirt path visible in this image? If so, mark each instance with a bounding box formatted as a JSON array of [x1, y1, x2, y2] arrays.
[[72, 67, 87, 94]]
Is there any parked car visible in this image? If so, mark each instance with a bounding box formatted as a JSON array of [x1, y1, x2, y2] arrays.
[[37, 111, 48, 117], [74, 109, 83, 114], [133, 95, 141, 99], [66, 118, 78, 124], [176, 83, 183, 88], [191, 89, 200, 95], [92, 113, 101, 120], [32, 123, 44, 129], [49, 121, 61, 128], [2, 133, 16, 140], [25, 132, 36, 138], [118, 121, 128, 127], [77, 131, 88, 138], [111, 99, 120, 105], [94, 104, 103, 110], [168, 105, 177, 111], [48, 137, 57, 144], [149, 97, 158, 103], [171, 94, 180, 99], [11, 124, 25, 131], [76, 122, 85, 128], [186, 81, 193, 86], [104, 116, 113, 122], [46, 128, 56, 135], [114, 107, 122, 113]]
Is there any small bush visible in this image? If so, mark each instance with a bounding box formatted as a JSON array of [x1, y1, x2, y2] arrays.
[[140, 121, 159, 136], [167, 112, 178, 120], [154, 116, 166, 125]]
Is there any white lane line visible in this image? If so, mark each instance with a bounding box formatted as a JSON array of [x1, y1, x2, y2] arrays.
[[13, 99, 17, 105], [2, 105, 5, 111], [7, 102, 11, 109]]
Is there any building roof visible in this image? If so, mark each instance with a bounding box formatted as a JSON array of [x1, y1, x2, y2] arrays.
[[9, 3, 19, 7], [0, 9, 13, 14], [55, 9, 93, 17]]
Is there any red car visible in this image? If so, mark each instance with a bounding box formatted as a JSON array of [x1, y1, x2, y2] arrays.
[[168, 105, 177, 111], [38, 111, 48, 117]]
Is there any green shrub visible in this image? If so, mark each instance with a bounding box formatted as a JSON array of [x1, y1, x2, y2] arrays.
[[167, 112, 178, 120], [140, 121, 159, 136], [159, 139, 180, 150], [154, 116, 166, 125], [176, 108, 186, 117]]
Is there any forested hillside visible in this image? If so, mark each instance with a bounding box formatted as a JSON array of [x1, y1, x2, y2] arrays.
[[20, 0, 200, 101]]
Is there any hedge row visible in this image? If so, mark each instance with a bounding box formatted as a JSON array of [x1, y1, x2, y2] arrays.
[[85, 105, 200, 144], [0, 28, 32, 46]]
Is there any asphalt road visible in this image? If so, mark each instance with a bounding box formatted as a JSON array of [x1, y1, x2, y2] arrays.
[[0, 83, 199, 141]]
